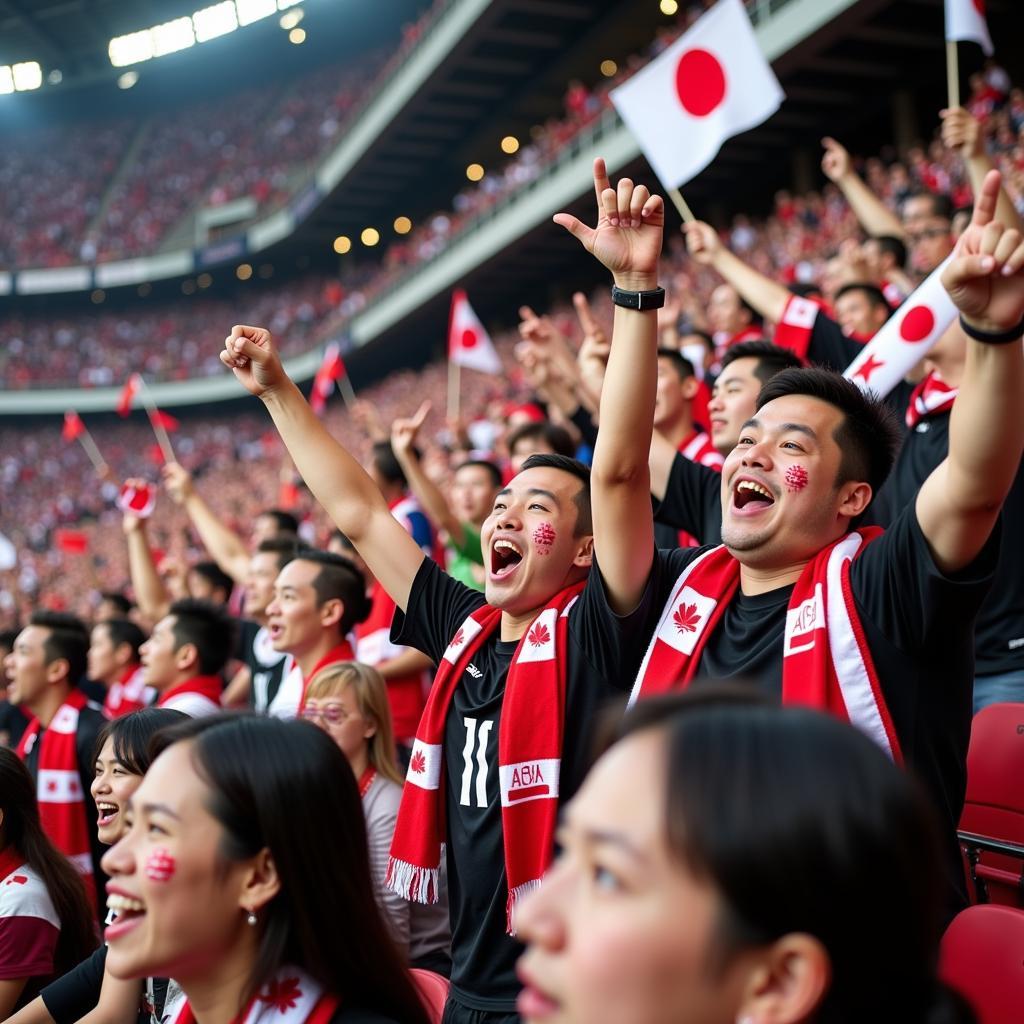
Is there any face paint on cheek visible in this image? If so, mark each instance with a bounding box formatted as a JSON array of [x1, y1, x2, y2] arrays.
[[784, 466, 809, 493], [145, 847, 176, 883], [532, 523, 556, 555]]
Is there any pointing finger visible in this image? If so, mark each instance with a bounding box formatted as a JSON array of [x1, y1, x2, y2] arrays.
[[573, 291, 599, 334], [971, 169, 1002, 230], [593, 157, 611, 213]]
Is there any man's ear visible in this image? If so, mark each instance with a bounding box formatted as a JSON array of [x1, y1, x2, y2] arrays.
[[681, 376, 700, 401], [573, 534, 594, 569], [44, 656, 70, 686], [320, 598, 344, 630], [174, 641, 200, 674], [838, 481, 872, 521]]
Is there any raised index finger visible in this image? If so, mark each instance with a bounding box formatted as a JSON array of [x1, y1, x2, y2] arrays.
[[972, 169, 1002, 229], [573, 291, 599, 335]]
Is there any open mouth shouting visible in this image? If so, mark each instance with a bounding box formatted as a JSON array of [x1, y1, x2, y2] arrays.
[[731, 476, 777, 516], [490, 536, 524, 582], [96, 801, 121, 829], [105, 886, 148, 942]]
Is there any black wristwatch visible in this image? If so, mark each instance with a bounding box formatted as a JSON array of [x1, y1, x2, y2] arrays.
[[611, 284, 666, 311]]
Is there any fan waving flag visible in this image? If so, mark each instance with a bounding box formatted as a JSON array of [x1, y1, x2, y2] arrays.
[[449, 290, 502, 375], [62, 411, 85, 442], [610, 0, 784, 190], [843, 258, 957, 398], [149, 409, 180, 432], [946, 0, 994, 56], [116, 373, 140, 417], [310, 342, 346, 416]]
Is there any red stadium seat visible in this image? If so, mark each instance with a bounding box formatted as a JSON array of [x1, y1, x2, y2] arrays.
[[959, 702, 1024, 906], [940, 904, 1024, 1023], [410, 969, 449, 1024]]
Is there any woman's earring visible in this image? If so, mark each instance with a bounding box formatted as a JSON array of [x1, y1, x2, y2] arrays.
[[246, 910, 258, 926]]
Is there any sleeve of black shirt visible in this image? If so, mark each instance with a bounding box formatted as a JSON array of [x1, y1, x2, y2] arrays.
[[391, 558, 487, 664], [568, 405, 599, 450], [806, 314, 864, 373], [41, 945, 108, 1024], [653, 453, 722, 543]]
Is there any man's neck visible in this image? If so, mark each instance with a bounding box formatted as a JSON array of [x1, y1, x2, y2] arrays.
[[162, 671, 201, 694], [295, 636, 344, 679], [176, 933, 258, 1024], [738, 561, 809, 597], [29, 685, 72, 728], [658, 414, 694, 452]]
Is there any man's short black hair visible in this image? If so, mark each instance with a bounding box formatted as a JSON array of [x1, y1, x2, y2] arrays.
[[168, 598, 235, 677], [29, 611, 89, 685], [737, 295, 764, 328], [256, 535, 303, 573], [99, 591, 133, 616], [872, 234, 908, 270], [371, 441, 409, 489], [756, 368, 901, 508], [902, 190, 953, 223], [455, 459, 503, 490], [189, 561, 234, 604], [507, 421, 576, 460], [657, 348, 697, 382], [679, 328, 714, 350], [291, 550, 371, 636], [519, 453, 592, 536], [0, 629, 19, 656], [720, 341, 804, 386], [788, 283, 824, 301], [257, 509, 299, 535], [834, 282, 892, 314], [101, 618, 147, 663]]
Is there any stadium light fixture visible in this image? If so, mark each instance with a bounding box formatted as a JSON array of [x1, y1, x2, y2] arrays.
[[466, 163, 484, 182], [278, 0, 304, 8], [152, 18, 196, 58], [360, 228, 380, 247], [118, 71, 140, 89], [660, 0, 679, 14], [237, 0, 276, 25], [500, 135, 519, 155], [236, 263, 254, 280], [109, 30, 155, 68], [333, 235, 352, 254], [393, 217, 412, 235], [48, 69, 63, 85], [12, 62, 42, 91], [0, 68, 12, 95], [279, 9, 303, 30], [600, 59, 617, 77], [193, 2, 238, 43], [288, 28, 306, 44]]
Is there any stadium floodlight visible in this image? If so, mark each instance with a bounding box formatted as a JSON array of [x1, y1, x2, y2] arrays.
[[236, 0, 276, 26], [193, 1, 239, 43], [0, 67, 13, 95], [12, 62, 42, 91], [152, 18, 195, 57], [109, 29, 155, 68]]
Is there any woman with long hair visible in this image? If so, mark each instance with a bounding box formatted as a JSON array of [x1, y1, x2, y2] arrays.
[[101, 713, 431, 1024], [0, 748, 98, 1017], [303, 663, 450, 975], [515, 688, 974, 1024]]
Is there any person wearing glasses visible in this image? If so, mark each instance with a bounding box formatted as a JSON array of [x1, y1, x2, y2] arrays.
[[303, 663, 451, 976]]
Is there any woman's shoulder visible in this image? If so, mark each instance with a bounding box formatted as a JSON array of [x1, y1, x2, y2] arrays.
[[0, 862, 59, 925], [364, 775, 403, 813]]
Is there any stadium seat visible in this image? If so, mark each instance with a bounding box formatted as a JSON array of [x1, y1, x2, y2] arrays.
[[940, 904, 1024, 1023], [959, 702, 1024, 906], [409, 969, 449, 1024]]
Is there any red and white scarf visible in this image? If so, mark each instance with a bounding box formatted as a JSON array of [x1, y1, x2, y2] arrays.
[[630, 532, 902, 762], [905, 372, 958, 429], [16, 689, 97, 900], [156, 675, 223, 717], [104, 664, 149, 718], [387, 583, 584, 932], [269, 642, 354, 720], [169, 967, 338, 1024]]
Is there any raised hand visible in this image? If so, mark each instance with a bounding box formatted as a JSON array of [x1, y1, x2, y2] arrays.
[[821, 136, 852, 183], [391, 400, 431, 457], [682, 220, 722, 266], [941, 107, 984, 160], [572, 291, 608, 348], [942, 170, 1024, 332], [553, 158, 663, 289], [161, 462, 194, 505], [220, 325, 287, 398]]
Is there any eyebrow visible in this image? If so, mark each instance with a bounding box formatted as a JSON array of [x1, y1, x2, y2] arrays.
[[741, 417, 818, 440], [581, 828, 650, 865], [132, 801, 181, 820], [495, 487, 562, 506]]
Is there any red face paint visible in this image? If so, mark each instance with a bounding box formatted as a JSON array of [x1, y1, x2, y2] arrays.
[[145, 847, 176, 883], [784, 466, 809, 493], [533, 523, 556, 555]]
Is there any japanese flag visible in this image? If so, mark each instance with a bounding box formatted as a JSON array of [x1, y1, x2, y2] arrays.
[[116, 373, 140, 418], [945, 0, 994, 56], [843, 258, 957, 398], [449, 290, 502, 375], [610, 0, 784, 190], [310, 342, 346, 415]]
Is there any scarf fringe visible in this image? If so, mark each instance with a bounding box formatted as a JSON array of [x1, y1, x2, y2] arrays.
[[506, 877, 542, 934], [385, 855, 440, 904]]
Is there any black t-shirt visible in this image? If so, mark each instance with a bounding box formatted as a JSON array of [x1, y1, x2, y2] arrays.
[[646, 504, 997, 911], [866, 410, 1024, 675], [23, 697, 108, 911], [391, 559, 652, 1011], [655, 453, 723, 544], [235, 619, 289, 711], [41, 945, 107, 1024], [0, 699, 30, 748]]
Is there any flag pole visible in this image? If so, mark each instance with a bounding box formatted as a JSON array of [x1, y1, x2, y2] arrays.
[[666, 187, 697, 224], [136, 377, 177, 464], [946, 40, 960, 108], [77, 427, 108, 475], [337, 374, 358, 411], [447, 359, 461, 422]]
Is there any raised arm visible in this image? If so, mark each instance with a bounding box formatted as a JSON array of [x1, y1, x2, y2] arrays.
[[121, 496, 170, 624], [917, 170, 1024, 573], [554, 158, 662, 614], [684, 220, 790, 325], [219, 329, 425, 611], [162, 462, 250, 584], [821, 136, 905, 240]]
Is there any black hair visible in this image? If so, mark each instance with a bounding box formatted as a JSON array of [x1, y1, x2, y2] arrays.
[[872, 234, 908, 270], [0, 748, 98, 976], [679, 328, 714, 350], [608, 689, 970, 1024], [737, 294, 763, 328], [720, 340, 803, 386], [256, 535, 303, 573], [902, 190, 954, 223], [29, 611, 89, 685], [97, 617, 147, 664], [756, 367, 901, 505], [0, 629, 19, 655], [788, 282, 824, 300], [189, 561, 235, 603], [455, 459, 503, 490], [371, 441, 409, 489], [167, 598, 235, 677], [257, 509, 299, 535], [328, 529, 355, 552], [99, 591, 133, 616], [507, 421, 576, 460], [155, 715, 430, 1024], [834, 282, 892, 313], [291, 550, 371, 635], [656, 348, 697, 382], [93, 707, 189, 777], [520, 453, 592, 536]]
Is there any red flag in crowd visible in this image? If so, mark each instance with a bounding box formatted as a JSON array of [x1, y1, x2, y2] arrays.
[[62, 411, 85, 442], [610, 0, 784, 190], [117, 373, 140, 417], [54, 529, 89, 555], [449, 290, 502, 375], [149, 409, 180, 432], [310, 343, 346, 416], [945, 0, 993, 56]]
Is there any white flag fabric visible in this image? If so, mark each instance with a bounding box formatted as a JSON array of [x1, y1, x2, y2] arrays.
[[945, 0, 994, 56], [449, 290, 502, 375], [0, 531, 15, 571], [843, 258, 957, 397], [610, 0, 783, 190]]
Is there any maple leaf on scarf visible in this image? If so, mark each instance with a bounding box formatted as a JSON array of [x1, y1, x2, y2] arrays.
[[527, 622, 551, 647], [410, 750, 427, 774], [258, 977, 302, 1014], [673, 603, 701, 634], [451, 627, 465, 647]]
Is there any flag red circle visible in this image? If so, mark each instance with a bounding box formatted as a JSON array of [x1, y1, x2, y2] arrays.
[[675, 49, 727, 117], [461, 328, 479, 349], [899, 305, 935, 342]]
